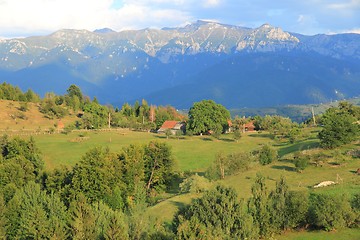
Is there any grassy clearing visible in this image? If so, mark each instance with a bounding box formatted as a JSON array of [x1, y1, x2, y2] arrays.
[[275, 228, 360, 240], [33, 130, 272, 171]]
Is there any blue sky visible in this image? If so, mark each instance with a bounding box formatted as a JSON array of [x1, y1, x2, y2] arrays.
[[0, 0, 359, 38]]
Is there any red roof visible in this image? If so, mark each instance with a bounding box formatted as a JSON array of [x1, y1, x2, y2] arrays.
[[160, 120, 178, 130], [244, 121, 255, 130]]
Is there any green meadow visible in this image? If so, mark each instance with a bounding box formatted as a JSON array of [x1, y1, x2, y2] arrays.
[[34, 129, 271, 171], [33, 128, 360, 240]]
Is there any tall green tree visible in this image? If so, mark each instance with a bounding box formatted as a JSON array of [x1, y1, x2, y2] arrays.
[[187, 100, 230, 135], [248, 174, 271, 237], [69, 194, 97, 240], [268, 176, 288, 232], [144, 141, 175, 193], [319, 106, 359, 148], [119, 144, 145, 204], [5, 182, 69, 239], [67, 84, 83, 103], [285, 191, 308, 229], [70, 147, 124, 203]]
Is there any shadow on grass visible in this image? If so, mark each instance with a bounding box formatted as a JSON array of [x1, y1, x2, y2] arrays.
[[271, 165, 295, 172], [201, 137, 213, 141], [248, 133, 273, 139], [278, 140, 320, 157], [169, 200, 187, 211], [153, 134, 167, 139], [278, 158, 294, 164], [220, 138, 235, 142]]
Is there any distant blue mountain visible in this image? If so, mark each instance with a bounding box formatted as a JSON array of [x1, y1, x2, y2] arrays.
[[0, 21, 359, 108]]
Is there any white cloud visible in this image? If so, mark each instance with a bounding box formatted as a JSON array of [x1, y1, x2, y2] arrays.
[[0, 0, 113, 34], [343, 28, 360, 34], [202, 0, 221, 8], [0, 0, 358, 37], [327, 0, 360, 10], [0, 0, 192, 36]]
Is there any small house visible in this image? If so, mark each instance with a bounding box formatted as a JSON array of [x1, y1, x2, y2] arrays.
[[158, 121, 186, 135], [244, 121, 256, 132]]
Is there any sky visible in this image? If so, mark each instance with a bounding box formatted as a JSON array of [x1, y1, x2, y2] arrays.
[[0, 0, 359, 38]]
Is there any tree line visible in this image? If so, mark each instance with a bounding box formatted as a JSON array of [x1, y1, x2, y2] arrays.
[[0, 135, 179, 239]]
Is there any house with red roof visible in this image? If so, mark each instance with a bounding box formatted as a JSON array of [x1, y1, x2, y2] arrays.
[[244, 121, 256, 132], [158, 120, 186, 135]]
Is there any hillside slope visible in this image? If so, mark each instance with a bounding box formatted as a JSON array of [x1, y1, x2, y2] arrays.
[[0, 100, 76, 131]]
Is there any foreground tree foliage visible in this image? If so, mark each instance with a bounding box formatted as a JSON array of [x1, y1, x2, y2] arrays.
[[308, 193, 355, 231], [175, 185, 257, 240], [0, 136, 44, 200], [5, 182, 69, 239]]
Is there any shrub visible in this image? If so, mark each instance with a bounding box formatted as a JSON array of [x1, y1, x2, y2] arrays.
[[308, 193, 355, 231], [293, 151, 310, 172], [258, 145, 278, 165], [179, 174, 210, 193]]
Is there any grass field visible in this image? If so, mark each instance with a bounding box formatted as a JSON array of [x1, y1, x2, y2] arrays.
[[275, 228, 360, 240], [33, 129, 272, 171]]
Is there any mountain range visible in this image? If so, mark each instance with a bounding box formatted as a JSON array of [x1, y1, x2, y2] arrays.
[[0, 20, 359, 109]]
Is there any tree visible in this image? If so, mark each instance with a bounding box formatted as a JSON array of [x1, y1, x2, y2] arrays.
[[176, 185, 257, 240], [144, 141, 175, 193], [293, 151, 310, 172], [232, 116, 247, 133], [0, 136, 44, 189], [318, 106, 359, 149], [119, 144, 145, 205], [70, 147, 124, 203], [285, 191, 308, 229], [206, 151, 253, 180], [248, 174, 271, 237], [187, 100, 230, 135], [258, 144, 278, 165], [268, 176, 288, 232], [69, 194, 97, 239], [179, 174, 210, 193], [165, 128, 172, 139], [5, 182, 69, 239], [67, 84, 83, 103], [233, 129, 242, 142], [308, 193, 355, 231]]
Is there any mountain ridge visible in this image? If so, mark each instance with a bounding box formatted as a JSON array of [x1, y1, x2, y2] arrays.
[[0, 21, 359, 108]]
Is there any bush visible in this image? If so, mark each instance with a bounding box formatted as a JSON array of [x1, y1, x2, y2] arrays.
[[179, 174, 210, 193], [285, 191, 308, 228], [258, 145, 278, 165], [293, 151, 310, 172], [308, 193, 355, 231], [19, 102, 29, 112], [351, 193, 360, 222]]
